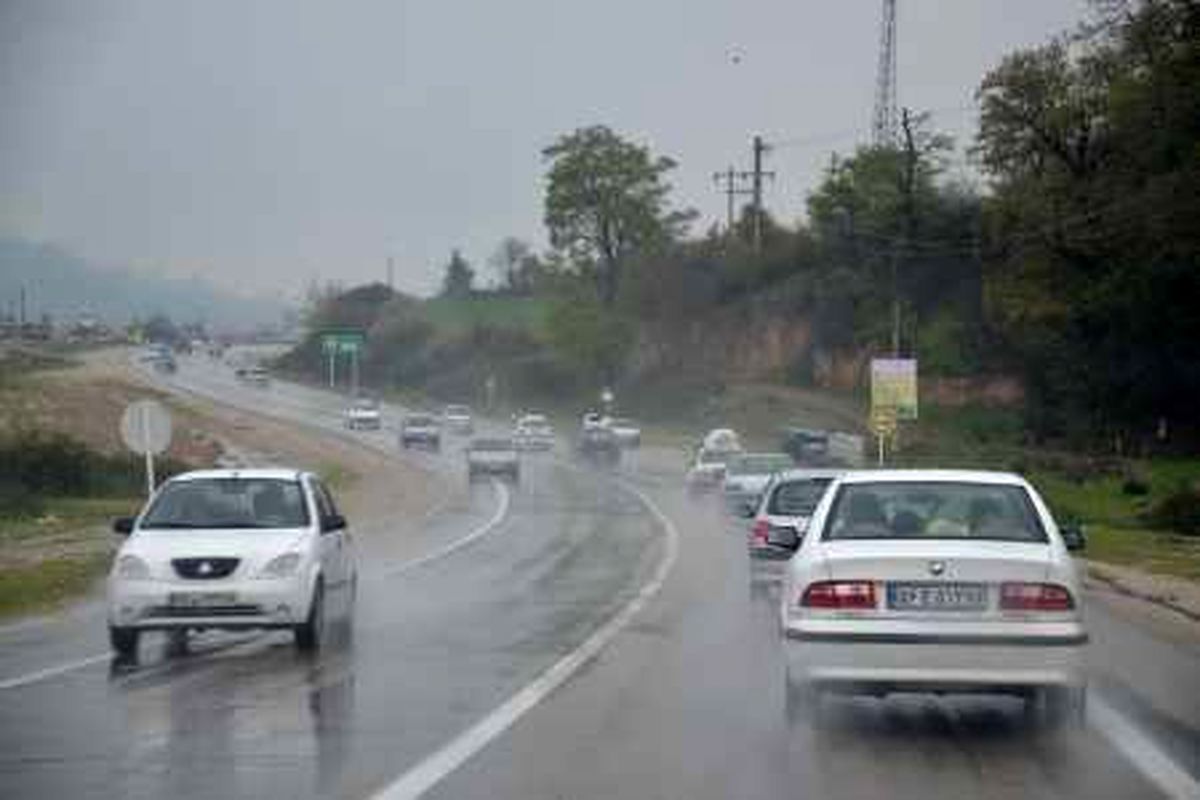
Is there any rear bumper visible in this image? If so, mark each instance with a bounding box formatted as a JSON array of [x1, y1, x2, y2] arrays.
[[783, 624, 1087, 691]]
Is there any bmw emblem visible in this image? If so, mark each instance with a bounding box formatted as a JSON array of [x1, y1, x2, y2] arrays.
[[198, 561, 213, 576], [928, 560, 946, 576]]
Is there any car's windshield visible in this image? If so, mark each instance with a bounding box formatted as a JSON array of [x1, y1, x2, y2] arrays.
[[824, 482, 1047, 542], [730, 454, 793, 476], [446, 405, 470, 416], [768, 478, 834, 516], [140, 478, 310, 530], [472, 439, 513, 451], [406, 415, 435, 426]]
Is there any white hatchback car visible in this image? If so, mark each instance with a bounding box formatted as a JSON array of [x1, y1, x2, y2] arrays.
[[781, 470, 1087, 726], [108, 469, 356, 659]]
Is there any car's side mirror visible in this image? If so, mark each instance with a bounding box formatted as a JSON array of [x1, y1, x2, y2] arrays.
[[1060, 522, 1086, 552], [736, 502, 758, 519], [1060, 522, 1089, 554], [112, 517, 135, 535], [768, 525, 800, 552], [321, 514, 347, 533]]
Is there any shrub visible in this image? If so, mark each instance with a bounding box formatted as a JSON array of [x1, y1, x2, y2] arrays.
[[1145, 487, 1200, 537]]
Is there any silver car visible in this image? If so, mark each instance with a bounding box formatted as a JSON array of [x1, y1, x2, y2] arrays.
[[744, 469, 842, 592], [724, 453, 797, 514], [780, 470, 1088, 728]]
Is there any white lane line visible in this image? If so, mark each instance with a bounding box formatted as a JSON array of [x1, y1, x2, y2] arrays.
[[0, 654, 111, 691], [1090, 697, 1200, 800], [379, 479, 511, 578], [369, 479, 680, 800]]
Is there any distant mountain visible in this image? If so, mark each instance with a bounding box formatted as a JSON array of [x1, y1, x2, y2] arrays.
[[0, 238, 286, 331]]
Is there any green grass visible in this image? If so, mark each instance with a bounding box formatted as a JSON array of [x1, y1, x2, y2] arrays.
[[0, 553, 111, 618], [1085, 525, 1200, 582], [317, 462, 359, 492], [420, 297, 548, 334], [1, 496, 140, 543]]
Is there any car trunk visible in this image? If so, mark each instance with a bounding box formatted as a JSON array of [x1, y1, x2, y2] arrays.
[[813, 539, 1053, 619]]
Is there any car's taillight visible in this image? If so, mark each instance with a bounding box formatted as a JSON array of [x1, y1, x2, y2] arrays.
[[800, 580, 876, 609], [750, 519, 770, 544], [1000, 582, 1075, 611]]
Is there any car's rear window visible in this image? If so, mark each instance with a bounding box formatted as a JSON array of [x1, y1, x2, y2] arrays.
[[823, 482, 1048, 542], [446, 405, 470, 415], [141, 478, 310, 530], [472, 439, 513, 451], [767, 478, 834, 516], [406, 415, 435, 425]]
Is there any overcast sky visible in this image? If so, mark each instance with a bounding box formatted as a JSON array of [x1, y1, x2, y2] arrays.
[[1, 0, 1086, 301]]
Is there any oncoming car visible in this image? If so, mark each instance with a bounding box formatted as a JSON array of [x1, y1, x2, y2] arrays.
[[344, 398, 382, 430], [780, 470, 1088, 728], [107, 469, 356, 659], [399, 413, 442, 451], [467, 438, 520, 482]]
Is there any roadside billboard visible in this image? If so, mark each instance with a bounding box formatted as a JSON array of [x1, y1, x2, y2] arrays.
[[871, 358, 918, 421]]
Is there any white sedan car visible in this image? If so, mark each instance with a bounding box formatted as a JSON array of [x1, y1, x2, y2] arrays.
[[107, 469, 356, 659], [781, 470, 1087, 727], [344, 398, 382, 430]]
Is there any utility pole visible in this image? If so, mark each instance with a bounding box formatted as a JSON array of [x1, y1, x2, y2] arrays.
[[891, 107, 918, 356], [712, 166, 753, 235], [750, 135, 776, 252]]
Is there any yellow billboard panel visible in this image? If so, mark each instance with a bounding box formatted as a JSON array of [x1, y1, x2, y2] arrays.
[[871, 358, 918, 421]]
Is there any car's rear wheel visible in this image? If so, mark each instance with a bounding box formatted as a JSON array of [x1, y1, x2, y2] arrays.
[[109, 626, 140, 660], [785, 675, 823, 728], [295, 582, 325, 653], [1037, 685, 1086, 730]]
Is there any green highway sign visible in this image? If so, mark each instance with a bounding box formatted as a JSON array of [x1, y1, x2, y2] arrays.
[[321, 331, 365, 355]]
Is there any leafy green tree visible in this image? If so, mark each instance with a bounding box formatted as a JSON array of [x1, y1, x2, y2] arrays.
[[543, 125, 695, 307], [440, 250, 475, 298]]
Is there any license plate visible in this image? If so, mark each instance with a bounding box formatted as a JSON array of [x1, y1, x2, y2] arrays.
[[168, 592, 237, 608], [887, 582, 987, 611]]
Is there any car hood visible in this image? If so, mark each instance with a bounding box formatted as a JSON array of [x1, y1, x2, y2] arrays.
[[126, 528, 310, 561]]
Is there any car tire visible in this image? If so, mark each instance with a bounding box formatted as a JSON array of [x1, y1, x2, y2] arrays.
[[1038, 685, 1086, 730], [785, 675, 822, 728], [109, 625, 140, 660], [295, 581, 325, 653]]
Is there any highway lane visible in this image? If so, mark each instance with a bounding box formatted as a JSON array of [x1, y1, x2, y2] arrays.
[[427, 455, 1200, 800], [3, 354, 1199, 799]]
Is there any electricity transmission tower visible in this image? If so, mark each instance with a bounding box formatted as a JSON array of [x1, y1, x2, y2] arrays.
[[871, 0, 898, 147]]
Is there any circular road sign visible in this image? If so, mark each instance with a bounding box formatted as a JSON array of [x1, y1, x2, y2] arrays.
[[120, 399, 173, 456]]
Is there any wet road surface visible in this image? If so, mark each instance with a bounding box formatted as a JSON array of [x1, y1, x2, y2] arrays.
[[1, 353, 1197, 799]]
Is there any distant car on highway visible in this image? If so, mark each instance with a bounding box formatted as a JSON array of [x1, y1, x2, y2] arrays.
[[742, 468, 841, 591], [238, 365, 270, 387], [467, 437, 519, 482], [514, 413, 555, 451], [601, 416, 641, 448], [107, 468, 357, 658], [576, 425, 621, 466], [153, 355, 177, 374], [442, 404, 474, 435], [780, 470, 1088, 728], [685, 447, 732, 493], [723, 452, 795, 513], [702, 427, 742, 454], [781, 427, 832, 465], [344, 398, 382, 430], [399, 413, 441, 451]]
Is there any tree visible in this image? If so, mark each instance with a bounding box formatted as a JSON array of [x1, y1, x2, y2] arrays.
[[488, 237, 533, 294], [440, 250, 475, 298], [543, 125, 695, 307]]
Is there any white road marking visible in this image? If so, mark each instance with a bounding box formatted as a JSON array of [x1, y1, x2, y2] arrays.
[[368, 479, 680, 800], [380, 479, 511, 577], [1090, 696, 1200, 800], [0, 654, 110, 691]]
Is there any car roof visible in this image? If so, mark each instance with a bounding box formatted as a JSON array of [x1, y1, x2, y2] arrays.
[[773, 467, 846, 481], [169, 468, 306, 482], [835, 469, 1026, 486]]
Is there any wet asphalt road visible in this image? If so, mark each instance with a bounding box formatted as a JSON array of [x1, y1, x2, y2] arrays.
[[1, 353, 1198, 799]]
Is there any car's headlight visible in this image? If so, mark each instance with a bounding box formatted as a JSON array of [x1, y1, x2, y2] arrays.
[[114, 554, 152, 580], [258, 552, 302, 579]]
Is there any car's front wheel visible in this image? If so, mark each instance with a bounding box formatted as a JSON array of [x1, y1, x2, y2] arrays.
[[295, 582, 325, 653], [109, 626, 140, 660]]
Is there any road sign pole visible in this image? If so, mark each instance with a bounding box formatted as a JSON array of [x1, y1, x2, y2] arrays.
[[877, 433, 886, 467], [328, 347, 336, 389], [351, 348, 359, 396], [141, 409, 156, 497]]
